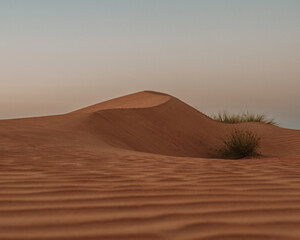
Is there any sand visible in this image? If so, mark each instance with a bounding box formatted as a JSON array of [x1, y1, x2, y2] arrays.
[[1, 91, 300, 240]]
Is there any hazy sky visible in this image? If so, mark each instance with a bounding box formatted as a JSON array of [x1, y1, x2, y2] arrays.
[[1, 0, 299, 128]]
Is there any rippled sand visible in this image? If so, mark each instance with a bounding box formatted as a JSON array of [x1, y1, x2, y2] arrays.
[[1, 91, 300, 240]]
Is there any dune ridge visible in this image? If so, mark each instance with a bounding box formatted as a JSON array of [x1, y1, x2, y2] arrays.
[[1, 90, 300, 240], [73, 91, 171, 113]]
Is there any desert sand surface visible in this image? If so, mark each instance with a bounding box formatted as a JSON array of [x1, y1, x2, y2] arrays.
[[1, 91, 300, 240]]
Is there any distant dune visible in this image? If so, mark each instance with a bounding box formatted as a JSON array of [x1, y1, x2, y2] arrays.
[[1, 91, 300, 240]]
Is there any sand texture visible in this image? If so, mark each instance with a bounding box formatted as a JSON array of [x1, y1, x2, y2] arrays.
[[1, 91, 300, 240]]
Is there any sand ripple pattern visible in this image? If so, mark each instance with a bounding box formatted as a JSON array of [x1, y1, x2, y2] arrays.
[[1, 151, 300, 240], [1, 91, 300, 239]]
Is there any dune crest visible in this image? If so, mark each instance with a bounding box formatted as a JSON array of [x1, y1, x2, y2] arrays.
[[73, 91, 171, 113]]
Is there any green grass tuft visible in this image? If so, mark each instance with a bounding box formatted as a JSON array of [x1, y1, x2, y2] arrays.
[[211, 111, 277, 125], [215, 129, 261, 159]]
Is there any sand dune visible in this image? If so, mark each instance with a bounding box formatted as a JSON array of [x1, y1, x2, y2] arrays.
[[1, 91, 300, 240]]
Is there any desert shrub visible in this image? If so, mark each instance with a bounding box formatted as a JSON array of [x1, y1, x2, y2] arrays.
[[211, 111, 277, 125], [216, 129, 261, 159]]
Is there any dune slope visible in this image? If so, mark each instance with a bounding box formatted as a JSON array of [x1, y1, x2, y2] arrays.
[[1, 90, 300, 240], [77, 91, 300, 158]]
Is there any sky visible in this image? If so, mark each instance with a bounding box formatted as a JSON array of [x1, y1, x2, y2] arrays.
[[0, 0, 299, 129]]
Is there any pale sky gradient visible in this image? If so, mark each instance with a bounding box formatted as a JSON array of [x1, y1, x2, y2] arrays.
[[1, 0, 299, 128]]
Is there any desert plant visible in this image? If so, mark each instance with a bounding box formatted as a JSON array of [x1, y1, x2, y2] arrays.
[[211, 111, 277, 125], [216, 129, 261, 159]]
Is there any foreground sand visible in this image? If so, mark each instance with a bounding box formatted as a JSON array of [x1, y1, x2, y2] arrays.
[[1, 91, 300, 240]]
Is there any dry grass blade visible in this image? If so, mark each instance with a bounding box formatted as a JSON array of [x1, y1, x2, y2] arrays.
[[216, 129, 261, 159], [211, 111, 277, 125]]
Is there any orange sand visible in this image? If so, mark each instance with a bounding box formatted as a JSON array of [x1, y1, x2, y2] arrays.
[[1, 91, 300, 240]]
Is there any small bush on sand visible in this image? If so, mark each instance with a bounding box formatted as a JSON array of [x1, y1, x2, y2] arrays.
[[211, 111, 277, 125], [216, 129, 261, 159]]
